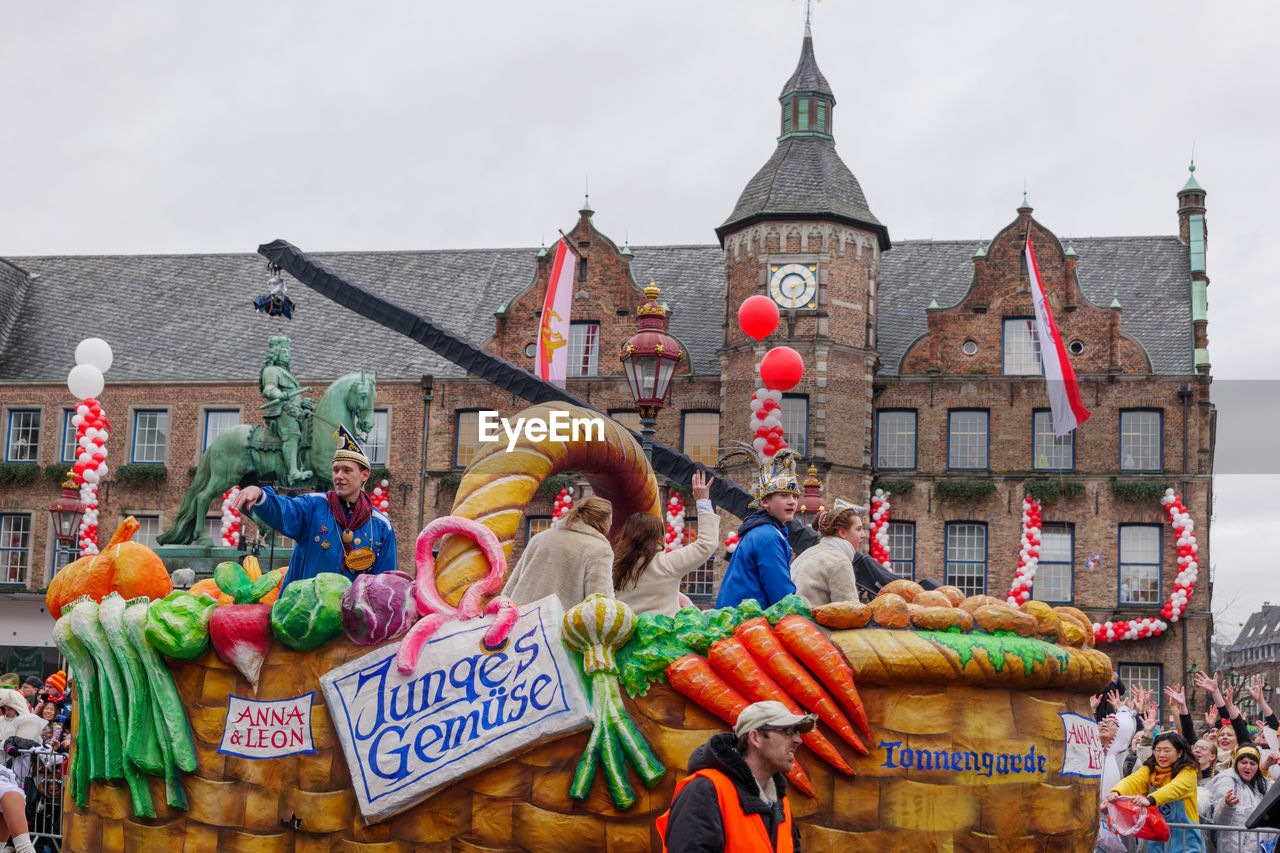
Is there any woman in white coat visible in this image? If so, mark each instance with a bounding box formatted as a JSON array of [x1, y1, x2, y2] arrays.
[[613, 472, 719, 617], [790, 499, 867, 606], [501, 495, 615, 613], [0, 687, 41, 853], [1205, 745, 1275, 853]]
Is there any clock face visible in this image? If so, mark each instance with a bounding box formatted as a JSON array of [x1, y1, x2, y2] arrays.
[[769, 263, 818, 309]]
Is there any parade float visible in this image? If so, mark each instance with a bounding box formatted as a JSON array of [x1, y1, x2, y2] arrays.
[[44, 400, 1120, 853]]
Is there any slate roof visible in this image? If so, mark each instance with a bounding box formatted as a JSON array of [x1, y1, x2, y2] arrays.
[[0, 246, 727, 382], [781, 33, 832, 97], [0, 235, 1193, 383], [1228, 605, 1280, 653], [875, 236, 1193, 376], [718, 137, 888, 247]]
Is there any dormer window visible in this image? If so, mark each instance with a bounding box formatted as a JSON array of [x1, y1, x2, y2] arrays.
[[797, 98, 810, 131], [816, 100, 827, 133]]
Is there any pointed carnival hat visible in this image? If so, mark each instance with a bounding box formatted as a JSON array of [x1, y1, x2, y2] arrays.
[[333, 424, 371, 470], [750, 446, 803, 510], [830, 498, 867, 515]]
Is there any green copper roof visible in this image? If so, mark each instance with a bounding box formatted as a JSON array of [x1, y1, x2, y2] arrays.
[[1182, 162, 1202, 192], [1064, 240, 1078, 258]]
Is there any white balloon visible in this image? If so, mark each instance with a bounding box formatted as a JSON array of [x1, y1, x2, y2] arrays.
[[97, 463, 108, 477], [67, 364, 104, 400], [381, 479, 389, 487], [83, 469, 100, 484], [75, 337, 114, 373]]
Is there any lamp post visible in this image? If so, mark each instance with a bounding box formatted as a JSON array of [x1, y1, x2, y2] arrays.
[[48, 473, 86, 549], [801, 464, 824, 521], [620, 280, 683, 461]]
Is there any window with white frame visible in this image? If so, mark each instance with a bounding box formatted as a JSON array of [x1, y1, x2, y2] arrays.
[[1120, 410, 1162, 471], [1034, 523, 1073, 603], [367, 409, 389, 466], [454, 410, 484, 468], [876, 410, 917, 469], [52, 543, 79, 575], [608, 409, 642, 433], [1033, 410, 1074, 470], [1, 514, 32, 585], [1003, 317, 1042, 375], [1119, 525, 1161, 605], [526, 517, 554, 538], [61, 410, 78, 463], [203, 409, 240, 452], [887, 522, 915, 581], [133, 515, 162, 548], [131, 410, 169, 463], [682, 411, 720, 467], [205, 516, 222, 543], [6, 409, 41, 462], [567, 322, 600, 378], [780, 395, 808, 456], [681, 556, 716, 599], [948, 410, 989, 470], [1119, 663, 1163, 718], [945, 522, 987, 596]]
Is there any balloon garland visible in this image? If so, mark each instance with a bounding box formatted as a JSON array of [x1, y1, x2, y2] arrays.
[[749, 389, 787, 458], [551, 487, 573, 522], [219, 487, 242, 546], [868, 488, 892, 571], [1006, 496, 1043, 605], [1093, 488, 1193, 643], [370, 478, 390, 516], [664, 492, 685, 552], [67, 337, 114, 557], [723, 533, 740, 560]]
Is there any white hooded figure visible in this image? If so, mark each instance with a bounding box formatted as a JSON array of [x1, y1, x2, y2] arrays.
[[1, 686, 44, 853], [1096, 706, 1139, 853]]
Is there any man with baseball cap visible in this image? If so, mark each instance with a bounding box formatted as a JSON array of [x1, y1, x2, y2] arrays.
[[657, 700, 815, 852], [232, 425, 396, 587]]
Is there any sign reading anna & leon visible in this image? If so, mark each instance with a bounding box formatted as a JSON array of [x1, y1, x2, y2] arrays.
[[218, 693, 316, 759], [320, 596, 591, 821]]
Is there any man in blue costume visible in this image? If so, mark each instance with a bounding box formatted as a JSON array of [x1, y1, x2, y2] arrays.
[[232, 425, 396, 587], [715, 448, 802, 609]]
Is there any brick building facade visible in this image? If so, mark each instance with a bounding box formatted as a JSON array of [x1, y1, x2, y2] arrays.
[[0, 28, 1214, 702]]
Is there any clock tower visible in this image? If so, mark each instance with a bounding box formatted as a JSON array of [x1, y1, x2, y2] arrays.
[[716, 21, 890, 501]]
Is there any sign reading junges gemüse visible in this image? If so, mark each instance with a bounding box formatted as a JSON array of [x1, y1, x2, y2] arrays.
[[320, 596, 591, 821]]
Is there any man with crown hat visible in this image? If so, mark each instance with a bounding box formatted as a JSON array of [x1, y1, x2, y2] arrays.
[[715, 448, 803, 610], [232, 425, 397, 588]]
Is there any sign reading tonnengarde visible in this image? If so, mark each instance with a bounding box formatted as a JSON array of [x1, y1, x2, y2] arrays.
[[319, 596, 591, 822]]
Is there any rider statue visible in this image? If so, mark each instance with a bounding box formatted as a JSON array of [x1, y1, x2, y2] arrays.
[[260, 334, 315, 486]]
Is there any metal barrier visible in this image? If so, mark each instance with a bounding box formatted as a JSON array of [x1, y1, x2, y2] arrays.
[[5, 747, 65, 852], [1117, 822, 1280, 851]]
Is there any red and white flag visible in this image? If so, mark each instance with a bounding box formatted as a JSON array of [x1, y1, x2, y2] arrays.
[[1025, 235, 1090, 436], [535, 240, 577, 388]]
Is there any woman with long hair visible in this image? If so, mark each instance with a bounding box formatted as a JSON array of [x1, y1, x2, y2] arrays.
[[0, 689, 39, 853], [501, 494, 614, 612], [1206, 745, 1274, 853], [1109, 730, 1205, 852], [613, 472, 718, 617], [790, 500, 866, 606]]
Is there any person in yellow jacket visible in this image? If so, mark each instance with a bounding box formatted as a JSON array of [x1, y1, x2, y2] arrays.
[[1108, 730, 1204, 852]]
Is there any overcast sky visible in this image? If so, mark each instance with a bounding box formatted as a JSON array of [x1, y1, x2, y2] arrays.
[[3, 1, 1276, 644]]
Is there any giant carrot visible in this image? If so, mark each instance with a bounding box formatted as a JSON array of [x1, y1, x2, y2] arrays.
[[735, 617, 867, 755], [665, 653, 814, 797], [773, 614, 870, 740], [707, 636, 855, 775]]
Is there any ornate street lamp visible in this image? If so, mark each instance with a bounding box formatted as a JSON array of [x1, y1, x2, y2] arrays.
[[801, 464, 824, 519], [49, 472, 86, 548], [620, 280, 683, 460]]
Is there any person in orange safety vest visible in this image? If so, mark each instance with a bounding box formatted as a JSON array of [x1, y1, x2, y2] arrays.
[[657, 700, 814, 852]]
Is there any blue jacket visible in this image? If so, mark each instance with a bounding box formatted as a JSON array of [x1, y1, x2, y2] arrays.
[[253, 487, 397, 588], [714, 510, 795, 609]]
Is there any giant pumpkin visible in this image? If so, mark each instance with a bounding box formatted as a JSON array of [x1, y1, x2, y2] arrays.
[[46, 516, 173, 618]]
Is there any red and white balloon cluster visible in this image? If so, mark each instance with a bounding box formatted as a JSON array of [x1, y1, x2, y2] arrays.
[[369, 479, 390, 515], [70, 398, 111, 556], [868, 489, 893, 570], [1006, 496, 1043, 605], [551, 487, 573, 521], [219, 487, 242, 546], [665, 492, 686, 552], [1093, 488, 1195, 643], [723, 533, 740, 560], [749, 389, 788, 458]]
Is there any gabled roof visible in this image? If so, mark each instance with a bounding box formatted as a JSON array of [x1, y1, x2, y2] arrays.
[[1228, 605, 1280, 652], [0, 234, 1194, 383]]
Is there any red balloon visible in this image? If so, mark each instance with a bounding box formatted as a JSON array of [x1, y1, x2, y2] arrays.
[[759, 346, 804, 392], [738, 296, 780, 341]]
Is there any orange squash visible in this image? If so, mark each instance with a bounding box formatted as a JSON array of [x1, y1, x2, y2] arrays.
[[189, 578, 232, 606], [188, 558, 283, 607], [46, 516, 173, 619]]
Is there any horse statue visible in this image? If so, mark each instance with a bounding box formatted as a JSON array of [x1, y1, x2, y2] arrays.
[[157, 371, 377, 546]]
